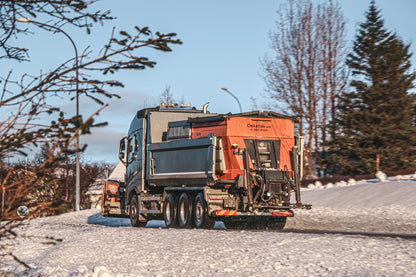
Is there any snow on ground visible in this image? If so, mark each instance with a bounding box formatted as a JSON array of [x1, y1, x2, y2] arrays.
[[288, 174, 416, 235], [2, 174, 416, 276]]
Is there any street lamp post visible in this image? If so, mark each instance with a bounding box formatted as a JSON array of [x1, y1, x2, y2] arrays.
[[17, 17, 81, 211], [221, 87, 242, 113]]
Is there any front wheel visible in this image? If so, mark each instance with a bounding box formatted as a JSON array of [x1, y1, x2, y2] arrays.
[[193, 193, 215, 229], [129, 194, 146, 227]]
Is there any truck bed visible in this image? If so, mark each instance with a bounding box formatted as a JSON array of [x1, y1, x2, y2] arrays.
[[147, 134, 217, 186]]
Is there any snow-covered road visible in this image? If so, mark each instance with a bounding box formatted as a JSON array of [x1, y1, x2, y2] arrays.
[[2, 174, 416, 276]]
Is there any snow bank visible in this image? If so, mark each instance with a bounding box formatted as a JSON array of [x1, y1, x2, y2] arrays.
[[302, 174, 416, 210], [287, 174, 416, 236], [375, 170, 387, 182]]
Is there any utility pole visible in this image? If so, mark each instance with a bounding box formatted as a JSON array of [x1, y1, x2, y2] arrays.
[[17, 17, 81, 211], [1, 184, 4, 217]]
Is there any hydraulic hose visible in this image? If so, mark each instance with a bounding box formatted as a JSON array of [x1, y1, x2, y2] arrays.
[[252, 173, 264, 202], [244, 149, 254, 207]]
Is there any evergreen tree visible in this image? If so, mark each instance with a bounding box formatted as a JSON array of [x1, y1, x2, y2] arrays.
[[327, 1, 416, 175]]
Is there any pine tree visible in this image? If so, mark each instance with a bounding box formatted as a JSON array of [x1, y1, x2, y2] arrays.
[[327, 1, 416, 175]]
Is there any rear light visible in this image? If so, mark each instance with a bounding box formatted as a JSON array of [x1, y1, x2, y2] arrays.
[[107, 183, 119, 193]]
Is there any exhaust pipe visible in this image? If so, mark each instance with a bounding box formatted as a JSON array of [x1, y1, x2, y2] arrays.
[[202, 102, 210, 114]]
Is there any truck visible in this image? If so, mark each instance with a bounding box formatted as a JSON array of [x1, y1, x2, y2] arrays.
[[101, 103, 311, 229]]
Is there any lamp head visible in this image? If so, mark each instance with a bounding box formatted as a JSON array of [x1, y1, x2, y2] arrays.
[[17, 17, 33, 23]]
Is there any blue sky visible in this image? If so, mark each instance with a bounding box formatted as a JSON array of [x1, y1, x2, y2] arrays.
[[5, 0, 416, 164]]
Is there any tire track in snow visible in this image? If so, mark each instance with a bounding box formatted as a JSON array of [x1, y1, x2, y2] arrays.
[[283, 228, 416, 241]]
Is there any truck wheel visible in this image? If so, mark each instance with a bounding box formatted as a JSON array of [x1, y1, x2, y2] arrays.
[[177, 193, 194, 228], [129, 194, 146, 227], [193, 193, 215, 229], [163, 193, 177, 228]]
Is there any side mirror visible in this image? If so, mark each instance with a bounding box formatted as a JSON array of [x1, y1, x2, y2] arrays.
[[119, 137, 127, 164]]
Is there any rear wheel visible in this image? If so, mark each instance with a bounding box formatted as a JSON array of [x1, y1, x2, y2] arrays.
[[163, 193, 177, 228], [129, 194, 146, 227], [193, 193, 215, 229], [177, 193, 193, 228]]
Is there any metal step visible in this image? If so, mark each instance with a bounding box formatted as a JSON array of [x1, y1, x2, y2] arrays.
[[138, 196, 162, 214], [140, 196, 162, 202]]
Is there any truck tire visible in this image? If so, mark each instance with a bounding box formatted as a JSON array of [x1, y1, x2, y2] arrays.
[[177, 193, 193, 228], [193, 193, 215, 229], [163, 193, 177, 228], [129, 194, 146, 227]]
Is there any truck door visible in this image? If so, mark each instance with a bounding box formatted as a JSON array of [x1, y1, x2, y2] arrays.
[[126, 118, 146, 192]]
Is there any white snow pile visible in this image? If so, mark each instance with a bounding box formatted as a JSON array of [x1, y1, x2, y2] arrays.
[[375, 170, 387, 182], [1, 173, 416, 276], [306, 170, 403, 190]]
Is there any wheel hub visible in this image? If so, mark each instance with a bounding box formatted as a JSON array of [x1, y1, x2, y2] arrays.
[[195, 202, 203, 222]]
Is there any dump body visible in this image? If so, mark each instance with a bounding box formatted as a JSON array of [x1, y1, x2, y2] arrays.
[[147, 134, 216, 186], [102, 105, 310, 229]]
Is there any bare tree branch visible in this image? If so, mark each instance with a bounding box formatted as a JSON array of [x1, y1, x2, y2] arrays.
[[0, 0, 113, 61], [0, 1, 182, 270], [261, 0, 347, 178]]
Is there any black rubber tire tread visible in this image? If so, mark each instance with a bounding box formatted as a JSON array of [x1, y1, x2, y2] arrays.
[[177, 193, 194, 228], [193, 193, 215, 229], [129, 194, 147, 227], [163, 193, 177, 228]]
